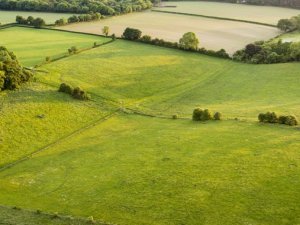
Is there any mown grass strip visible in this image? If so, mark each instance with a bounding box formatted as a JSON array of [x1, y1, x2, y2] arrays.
[[151, 9, 277, 27]]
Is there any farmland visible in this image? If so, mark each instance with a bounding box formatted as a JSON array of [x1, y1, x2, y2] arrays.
[[0, 1, 300, 224], [153, 1, 300, 25], [0, 10, 75, 24], [1, 25, 300, 224], [59, 11, 280, 54]]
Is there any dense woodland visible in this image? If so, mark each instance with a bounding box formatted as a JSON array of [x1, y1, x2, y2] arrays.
[[0, 0, 152, 15]]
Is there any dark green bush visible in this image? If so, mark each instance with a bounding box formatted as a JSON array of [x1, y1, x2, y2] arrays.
[[0, 46, 33, 91], [258, 112, 298, 126], [214, 112, 222, 120], [192, 108, 203, 121], [193, 108, 217, 121], [72, 87, 91, 100], [123, 27, 142, 40], [58, 83, 73, 95]]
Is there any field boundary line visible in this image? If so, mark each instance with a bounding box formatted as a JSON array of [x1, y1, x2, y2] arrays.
[[0, 110, 120, 172], [151, 9, 277, 27]]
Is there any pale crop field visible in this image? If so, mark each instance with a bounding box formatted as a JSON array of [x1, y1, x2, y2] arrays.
[[0, 10, 75, 24], [154, 1, 300, 25], [59, 11, 280, 54]]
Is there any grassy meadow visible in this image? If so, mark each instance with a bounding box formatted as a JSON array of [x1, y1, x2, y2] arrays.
[[59, 11, 280, 54], [0, 26, 300, 225], [154, 1, 300, 25], [37, 40, 300, 120], [0, 27, 107, 67], [275, 31, 300, 43], [0, 10, 75, 25]]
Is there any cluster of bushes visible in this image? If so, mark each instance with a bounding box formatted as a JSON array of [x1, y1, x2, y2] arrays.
[[0, 46, 33, 91], [59, 83, 90, 100], [192, 108, 222, 121], [123, 28, 230, 59], [258, 112, 298, 126], [55, 12, 102, 26], [233, 40, 300, 64], [277, 14, 300, 32], [0, 0, 152, 16], [68, 46, 78, 54], [16, 15, 45, 28]]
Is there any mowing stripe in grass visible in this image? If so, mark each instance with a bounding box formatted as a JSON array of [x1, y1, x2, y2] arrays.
[[151, 9, 277, 27], [0, 110, 120, 172]]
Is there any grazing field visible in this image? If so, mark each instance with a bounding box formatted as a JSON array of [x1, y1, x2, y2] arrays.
[[154, 1, 300, 25], [1, 26, 300, 225], [38, 40, 300, 120], [275, 31, 300, 43], [0, 115, 300, 225], [0, 27, 107, 66], [59, 11, 280, 54], [0, 10, 75, 24]]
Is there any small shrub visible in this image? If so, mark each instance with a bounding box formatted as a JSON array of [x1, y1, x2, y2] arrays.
[[172, 114, 178, 119], [45, 56, 51, 62], [192, 108, 203, 121], [122, 27, 142, 40], [214, 112, 222, 120], [201, 109, 212, 121], [58, 83, 73, 95], [68, 46, 78, 54], [72, 87, 91, 100], [36, 209, 42, 214]]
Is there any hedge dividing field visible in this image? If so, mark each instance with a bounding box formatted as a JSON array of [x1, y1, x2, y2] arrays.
[[0, 26, 300, 225], [59, 11, 280, 54], [154, 1, 300, 25]]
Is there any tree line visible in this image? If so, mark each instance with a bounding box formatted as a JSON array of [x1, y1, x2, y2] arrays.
[[0, 0, 152, 15], [0, 46, 33, 91]]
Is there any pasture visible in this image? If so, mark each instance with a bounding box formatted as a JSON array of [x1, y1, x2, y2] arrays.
[[0, 27, 107, 66], [154, 1, 300, 25], [276, 31, 300, 43], [0, 26, 300, 225], [0, 10, 75, 24], [59, 11, 280, 54]]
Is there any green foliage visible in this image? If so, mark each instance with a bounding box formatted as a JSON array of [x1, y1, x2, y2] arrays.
[[16, 15, 45, 28], [58, 83, 73, 95], [102, 26, 109, 36], [179, 32, 199, 51], [258, 112, 298, 126], [68, 46, 78, 54], [122, 27, 142, 40], [0, 0, 152, 15], [72, 86, 91, 100], [55, 18, 68, 26], [277, 15, 300, 32], [0, 46, 33, 91], [192, 108, 214, 121], [214, 112, 222, 120]]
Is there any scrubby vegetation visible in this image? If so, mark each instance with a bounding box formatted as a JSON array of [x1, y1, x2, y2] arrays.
[[192, 108, 222, 121], [258, 112, 298, 126], [233, 40, 300, 64], [16, 15, 46, 28], [59, 83, 91, 100], [123, 27, 142, 40], [0, 0, 152, 15], [0, 46, 33, 90], [277, 14, 300, 32]]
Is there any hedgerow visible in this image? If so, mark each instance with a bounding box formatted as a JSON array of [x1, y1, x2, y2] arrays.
[[258, 112, 298, 126], [59, 83, 91, 100]]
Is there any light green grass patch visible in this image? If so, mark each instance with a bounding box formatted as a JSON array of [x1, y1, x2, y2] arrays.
[[274, 31, 300, 43], [0, 115, 299, 225], [0, 27, 107, 66], [0, 10, 76, 24], [0, 82, 113, 166], [38, 40, 300, 120]]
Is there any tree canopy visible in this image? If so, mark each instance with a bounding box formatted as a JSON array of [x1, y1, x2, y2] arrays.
[[179, 32, 199, 51]]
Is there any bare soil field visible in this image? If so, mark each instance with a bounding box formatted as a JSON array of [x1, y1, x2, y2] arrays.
[[58, 11, 280, 54], [154, 1, 300, 25]]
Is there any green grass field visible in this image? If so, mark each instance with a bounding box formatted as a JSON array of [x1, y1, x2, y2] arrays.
[[275, 31, 300, 43], [0, 26, 300, 225], [0, 10, 76, 25], [154, 1, 300, 25], [0, 27, 107, 66]]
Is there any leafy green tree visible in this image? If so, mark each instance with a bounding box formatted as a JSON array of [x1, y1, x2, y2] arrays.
[[102, 26, 110, 36], [179, 32, 199, 50], [122, 27, 142, 40], [277, 19, 296, 32]]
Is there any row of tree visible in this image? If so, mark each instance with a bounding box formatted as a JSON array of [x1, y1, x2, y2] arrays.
[[258, 112, 298, 126], [277, 14, 300, 32], [59, 83, 91, 100], [0, 46, 33, 91], [16, 15, 45, 28], [233, 40, 300, 64], [122, 28, 230, 59], [192, 108, 222, 121], [56, 12, 102, 26], [0, 0, 152, 15]]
